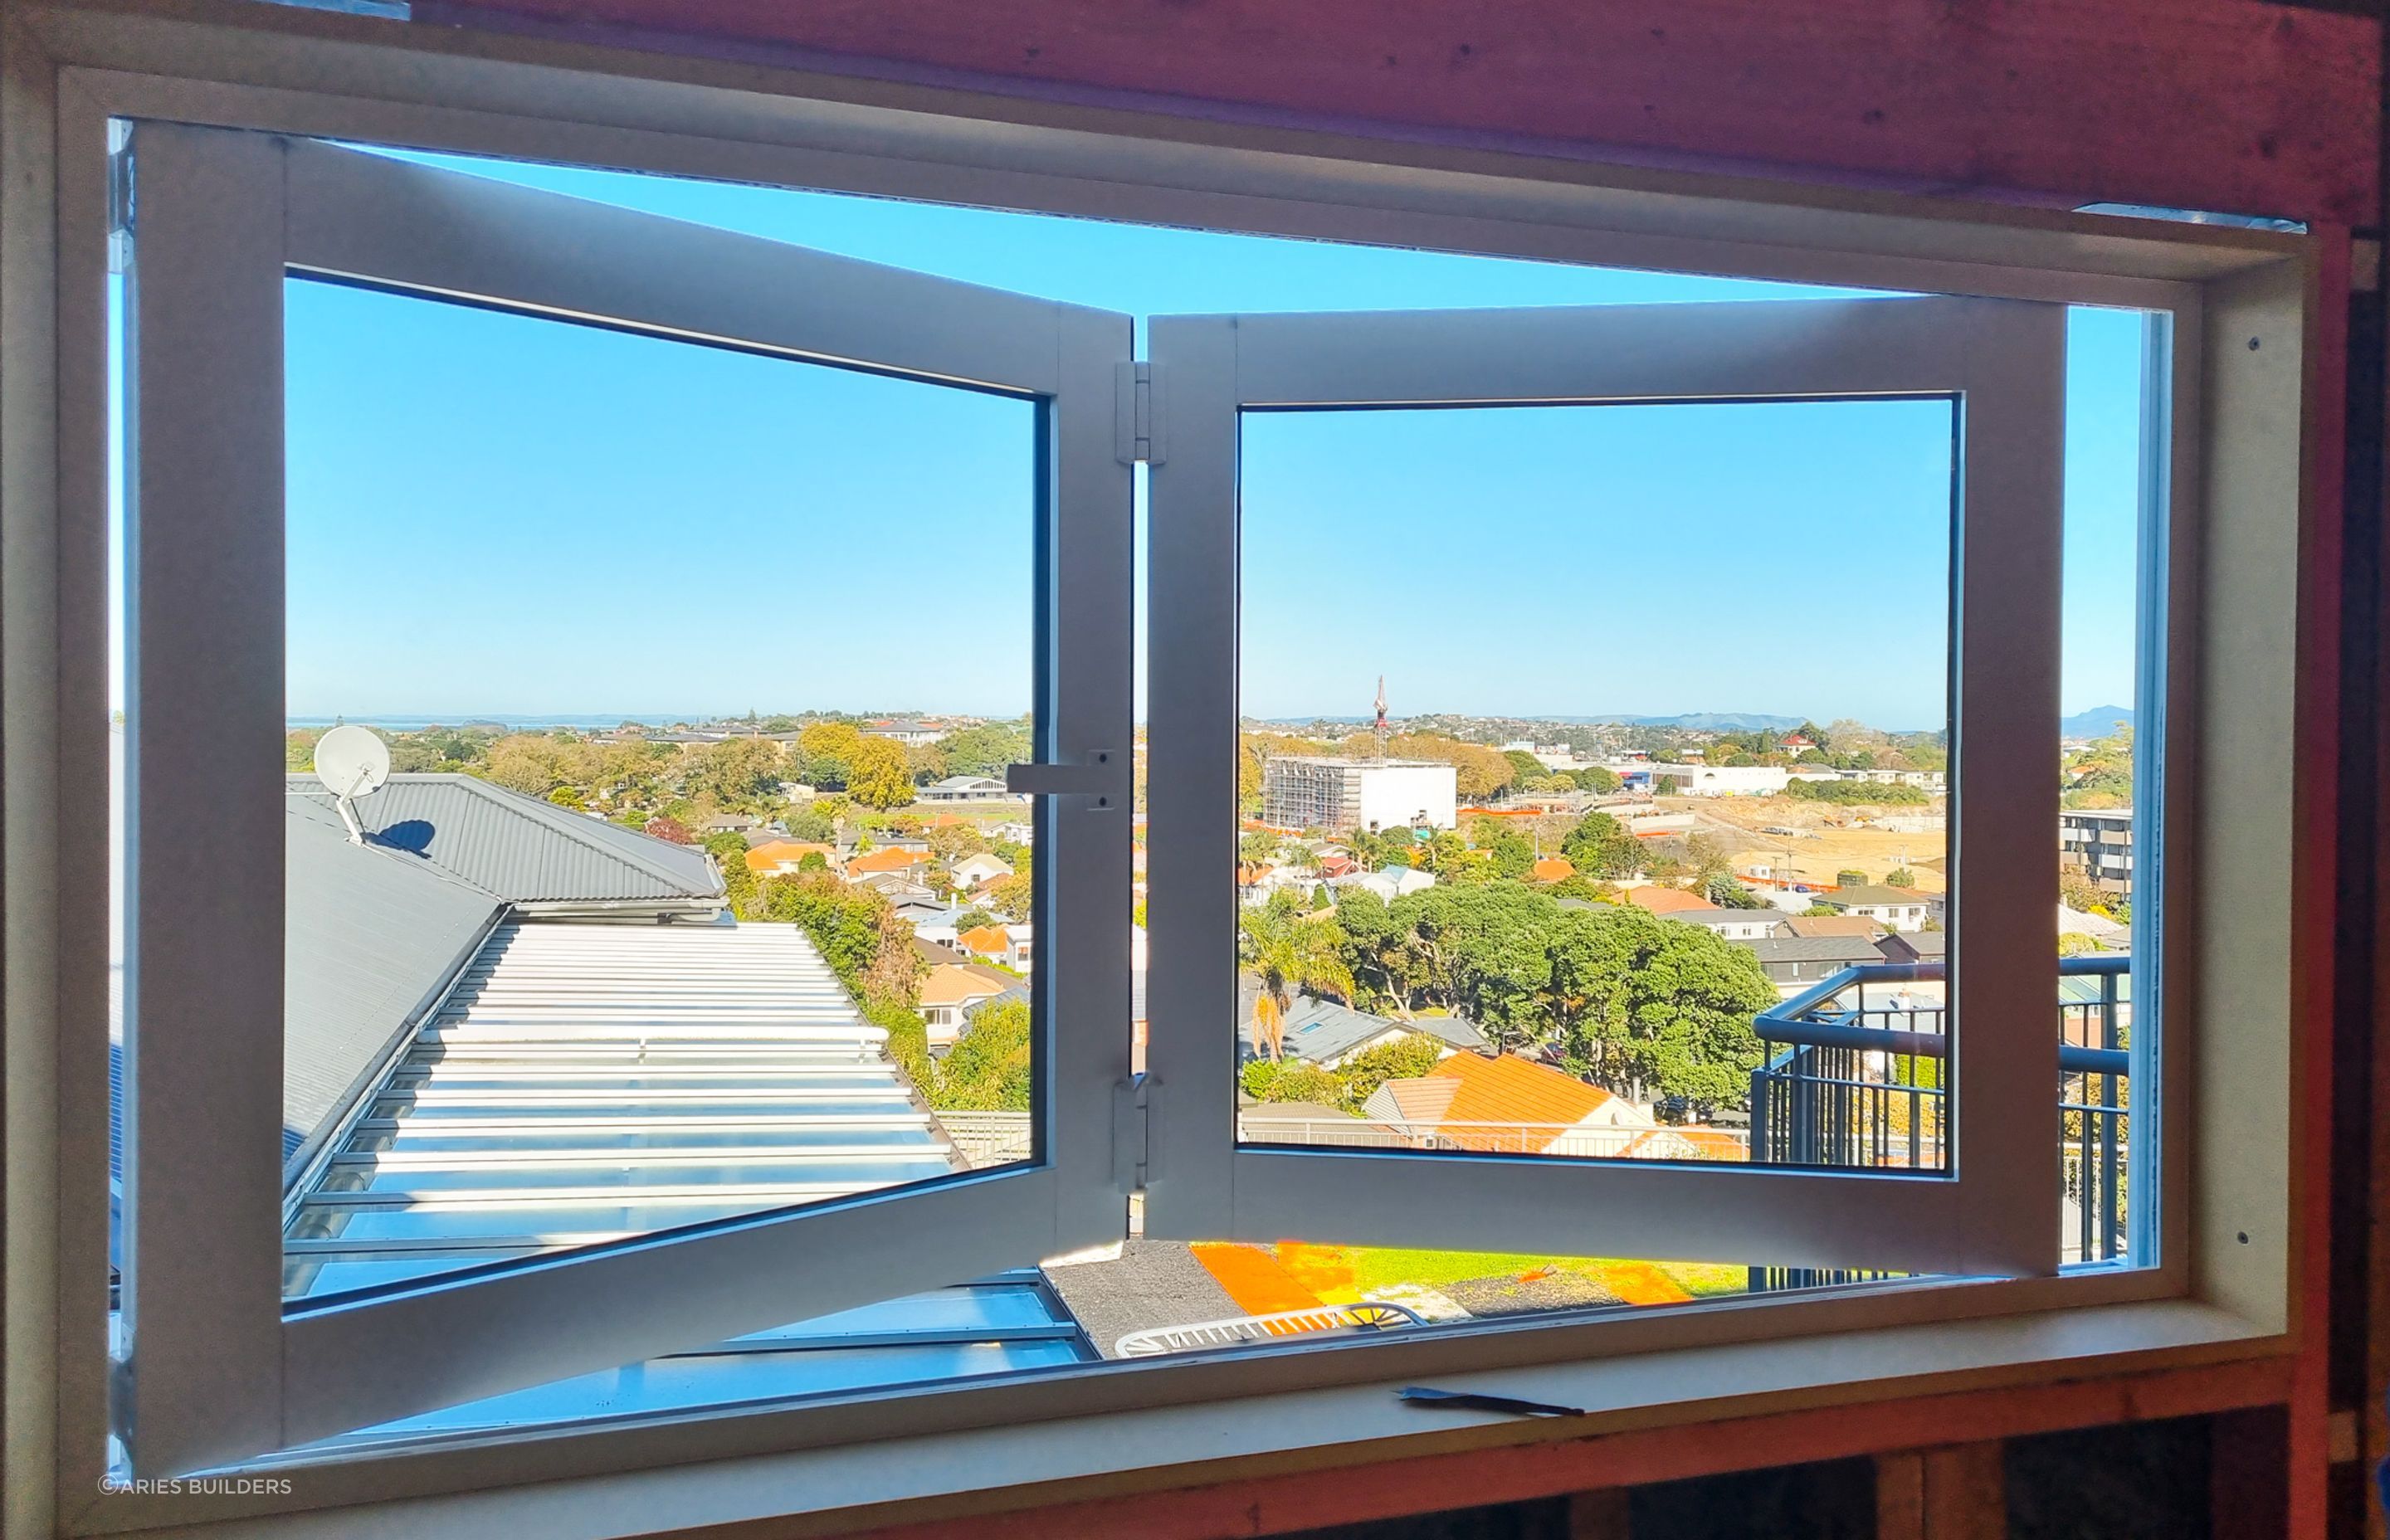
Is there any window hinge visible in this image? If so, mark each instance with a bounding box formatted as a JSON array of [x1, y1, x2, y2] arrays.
[[106, 119, 134, 274], [1113, 1075, 1154, 1192], [1115, 360, 1166, 466]]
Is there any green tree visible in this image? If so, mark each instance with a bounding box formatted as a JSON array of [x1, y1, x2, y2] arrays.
[[797, 721, 864, 788], [845, 735, 916, 810], [1329, 1034, 1444, 1113], [1486, 830, 1535, 880], [1241, 896, 1354, 1060], [685, 736, 783, 808], [285, 729, 324, 771], [1572, 765, 1622, 794], [1501, 749, 1545, 787], [1885, 867, 1916, 888], [1559, 811, 1642, 880], [939, 721, 1033, 777], [986, 868, 1035, 922], [934, 998, 1032, 1111]]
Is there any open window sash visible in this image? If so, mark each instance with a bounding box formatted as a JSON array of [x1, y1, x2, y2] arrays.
[[118, 124, 1131, 1474], [1141, 297, 2065, 1280]]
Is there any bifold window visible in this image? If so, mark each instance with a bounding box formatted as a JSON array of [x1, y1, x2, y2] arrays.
[[106, 121, 2158, 1477]]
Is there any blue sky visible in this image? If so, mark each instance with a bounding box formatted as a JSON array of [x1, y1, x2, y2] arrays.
[[155, 150, 2144, 727]]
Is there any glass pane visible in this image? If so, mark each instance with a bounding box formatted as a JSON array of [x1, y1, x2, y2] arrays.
[[1233, 397, 1956, 1174], [2056, 306, 2156, 1267], [276, 277, 1041, 1302]]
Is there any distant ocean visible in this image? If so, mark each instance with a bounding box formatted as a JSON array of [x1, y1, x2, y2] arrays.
[[285, 714, 699, 730]]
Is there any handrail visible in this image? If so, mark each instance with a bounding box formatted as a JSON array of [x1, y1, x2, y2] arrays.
[[1753, 956, 2130, 1075]]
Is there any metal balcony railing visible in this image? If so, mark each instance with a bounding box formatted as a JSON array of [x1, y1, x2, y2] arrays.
[[1748, 954, 2131, 1289]]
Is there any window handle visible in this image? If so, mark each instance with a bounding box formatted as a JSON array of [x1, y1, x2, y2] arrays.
[[1007, 751, 1127, 809]]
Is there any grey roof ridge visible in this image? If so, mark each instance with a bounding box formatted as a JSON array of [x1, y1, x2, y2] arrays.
[[288, 787, 510, 904], [424, 773, 719, 897]]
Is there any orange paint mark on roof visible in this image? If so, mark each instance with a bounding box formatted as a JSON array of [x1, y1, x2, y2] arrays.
[[1189, 1242, 1322, 1315], [1592, 1260, 1696, 1307]]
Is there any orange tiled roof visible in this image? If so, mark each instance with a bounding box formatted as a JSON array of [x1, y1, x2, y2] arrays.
[[919, 964, 1007, 1010], [845, 846, 927, 875], [1627, 885, 1710, 914], [744, 840, 832, 873], [1417, 1054, 1620, 1150], [1529, 855, 1576, 883], [957, 924, 1012, 955]]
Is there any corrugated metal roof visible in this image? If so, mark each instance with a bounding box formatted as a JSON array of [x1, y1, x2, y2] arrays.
[[283, 801, 505, 1177], [283, 920, 948, 1298], [271, 919, 1093, 1447], [285, 773, 724, 908]]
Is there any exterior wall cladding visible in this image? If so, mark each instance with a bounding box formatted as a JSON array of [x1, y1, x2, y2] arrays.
[[1261, 757, 1459, 834]]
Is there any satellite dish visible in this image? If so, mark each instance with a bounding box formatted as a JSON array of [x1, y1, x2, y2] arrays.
[[313, 725, 389, 844]]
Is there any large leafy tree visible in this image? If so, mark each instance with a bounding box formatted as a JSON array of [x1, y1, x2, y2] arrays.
[[797, 721, 864, 788], [1560, 811, 1642, 880], [1332, 885, 1773, 1108], [939, 721, 1033, 777], [845, 736, 917, 809], [684, 736, 784, 809], [1239, 894, 1354, 1060]]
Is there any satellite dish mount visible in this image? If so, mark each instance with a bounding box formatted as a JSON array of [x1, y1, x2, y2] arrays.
[[312, 724, 392, 845]]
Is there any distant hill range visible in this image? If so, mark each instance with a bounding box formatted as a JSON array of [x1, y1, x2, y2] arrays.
[[1254, 711, 1808, 732], [2061, 704, 2134, 738]]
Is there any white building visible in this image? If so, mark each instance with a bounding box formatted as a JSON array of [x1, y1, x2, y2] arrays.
[[866, 719, 948, 748], [1260, 756, 1458, 834], [1649, 763, 1812, 797], [1814, 884, 1934, 933], [1353, 867, 1436, 902], [917, 774, 1017, 803]]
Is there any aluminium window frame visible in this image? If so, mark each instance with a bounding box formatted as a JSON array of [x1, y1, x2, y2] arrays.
[[111, 122, 1134, 1475], [1, 8, 2309, 1534], [1140, 295, 2064, 1277]]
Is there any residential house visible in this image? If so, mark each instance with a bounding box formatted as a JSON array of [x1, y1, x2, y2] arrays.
[[1361, 1053, 1649, 1157], [2058, 902, 2129, 947], [1627, 885, 1713, 916], [1877, 930, 1947, 964], [918, 774, 1017, 802], [1353, 866, 1436, 902], [1667, 908, 1786, 942], [867, 719, 949, 748], [950, 851, 1015, 889], [1235, 982, 1487, 1067], [1733, 933, 1889, 992], [846, 846, 932, 880], [701, 812, 761, 836], [1810, 884, 1934, 932], [919, 963, 1020, 1049], [257, 777, 1098, 1411], [744, 839, 835, 876], [1780, 914, 1885, 940], [957, 923, 1035, 971]]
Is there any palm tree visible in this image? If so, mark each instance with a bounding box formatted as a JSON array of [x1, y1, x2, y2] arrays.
[[1240, 904, 1354, 1061]]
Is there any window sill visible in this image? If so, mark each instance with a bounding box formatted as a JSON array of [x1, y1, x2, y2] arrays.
[[90, 1298, 2285, 1540]]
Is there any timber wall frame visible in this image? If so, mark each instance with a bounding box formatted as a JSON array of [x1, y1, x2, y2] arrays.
[[0, 1, 2381, 1538]]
